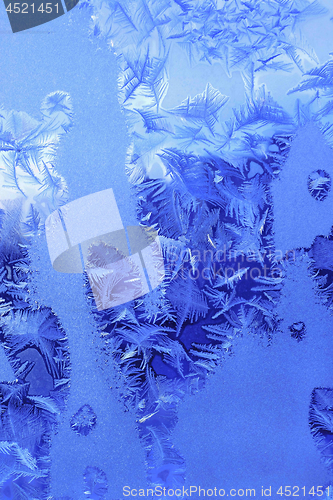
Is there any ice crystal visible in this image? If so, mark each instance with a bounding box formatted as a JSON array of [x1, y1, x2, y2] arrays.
[[307, 169, 331, 201], [310, 388, 333, 471], [83, 466, 108, 500], [289, 321, 306, 342], [70, 404, 97, 436], [82, 0, 333, 490], [0, 93, 73, 497]]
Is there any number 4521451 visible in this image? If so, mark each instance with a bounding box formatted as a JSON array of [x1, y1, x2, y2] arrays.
[[6, 3, 59, 13], [276, 486, 331, 496]]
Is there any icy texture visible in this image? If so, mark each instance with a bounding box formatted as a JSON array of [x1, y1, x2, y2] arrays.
[[310, 388, 333, 472], [0, 93, 73, 497], [2, 0, 333, 496], [83, 466, 108, 500], [70, 404, 97, 436], [308, 235, 333, 316], [86, 241, 146, 309], [307, 170, 331, 201], [80, 0, 333, 492], [289, 321, 306, 342]]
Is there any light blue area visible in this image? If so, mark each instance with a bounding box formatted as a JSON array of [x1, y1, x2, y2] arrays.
[[0, 5, 137, 226], [272, 123, 333, 253], [0, 345, 15, 382], [174, 332, 331, 490], [29, 234, 146, 498], [0, 5, 143, 497], [163, 43, 246, 121], [174, 256, 333, 489]]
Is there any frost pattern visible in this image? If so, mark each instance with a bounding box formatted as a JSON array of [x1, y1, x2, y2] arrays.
[[2, 0, 333, 496], [79, 0, 333, 492], [0, 93, 73, 497], [83, 466, 108, 500], [307, 170, 331, 201], [308, 235, 333, 316], [310, 388, 333, 472], [70, 404, 97, 436], [289, 321, 306, 342]]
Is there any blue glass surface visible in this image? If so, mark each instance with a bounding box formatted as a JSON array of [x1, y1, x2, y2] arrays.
[[1, 1, 333, 499]]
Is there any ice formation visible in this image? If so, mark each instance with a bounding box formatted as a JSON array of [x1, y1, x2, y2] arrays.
[[0, 93, 73, 496], [2, 0, 333, 497]]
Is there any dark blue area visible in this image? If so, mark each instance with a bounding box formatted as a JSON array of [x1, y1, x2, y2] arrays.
[[3, 0, 64, 33]]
